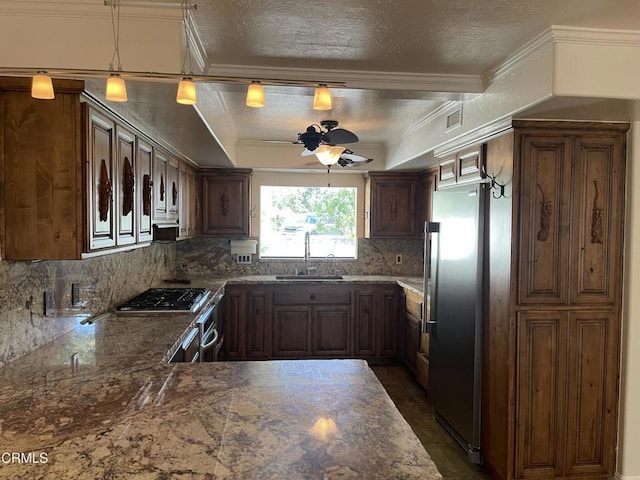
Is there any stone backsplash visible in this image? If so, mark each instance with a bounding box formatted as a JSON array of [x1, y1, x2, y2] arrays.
[[176, 237, 424, 277], [0, 243, 175, 366]]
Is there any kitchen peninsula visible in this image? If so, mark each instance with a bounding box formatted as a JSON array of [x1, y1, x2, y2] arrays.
[[0, 277, 439, 479]]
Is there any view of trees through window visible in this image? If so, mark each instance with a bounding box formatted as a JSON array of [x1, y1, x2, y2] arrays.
[[260, 186, 357, 258]]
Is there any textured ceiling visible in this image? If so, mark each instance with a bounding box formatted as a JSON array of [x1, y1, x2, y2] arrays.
[[88, 0, 640, 169]]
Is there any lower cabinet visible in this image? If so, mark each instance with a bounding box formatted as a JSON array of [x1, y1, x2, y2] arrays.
[[222, 282, 401, 363], [272, 286, 352, 358], [515, 310, 619, 479], [272, 306, 313, 357]]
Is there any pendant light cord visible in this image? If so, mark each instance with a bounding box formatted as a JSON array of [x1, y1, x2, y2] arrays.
[[110, 0, 122, 71], [181, 1, 193, 76]]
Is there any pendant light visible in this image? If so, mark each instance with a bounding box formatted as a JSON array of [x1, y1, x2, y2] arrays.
[[245, 81, 265, 108], [313, 84, 332, 110], [31, 71, 55, 100], [176, 77, 196, 105], [106, 0, 127, 102], [176, 1, 197, 105]]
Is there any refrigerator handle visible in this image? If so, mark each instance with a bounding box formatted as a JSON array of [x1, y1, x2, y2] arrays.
[[423, 221, 439, 334]]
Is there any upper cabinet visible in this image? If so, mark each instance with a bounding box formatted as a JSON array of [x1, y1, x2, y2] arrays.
[[200, 169, 252, 238], [365, 172, 420, 238], [178, 161, 199, 240], [2, 78, 85, 260], [136, 137, 154, 244], [0, 77, 194, 260], [515, 126, 625, 306], [436, 144, 485, 188], [152, 147, 179, 225]]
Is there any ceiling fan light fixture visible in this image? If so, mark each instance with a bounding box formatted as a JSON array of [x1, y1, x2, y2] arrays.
[[176, 77, 197, 105], [313, 84, 332, 110], [315, 146, 345, 166], [31, 71, 55, 100], [245, 81, 265, 108], [106, 73, 128, 102]]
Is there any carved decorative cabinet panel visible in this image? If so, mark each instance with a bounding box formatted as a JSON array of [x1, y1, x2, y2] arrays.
[[482, 122, 627, 480], [200, 169, 252, 237], [365, 172, 420, 238]]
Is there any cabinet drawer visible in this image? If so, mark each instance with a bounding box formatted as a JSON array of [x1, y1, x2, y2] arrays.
[[273, 289, 351, 305]]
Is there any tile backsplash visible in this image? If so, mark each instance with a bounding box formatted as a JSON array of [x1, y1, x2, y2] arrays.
[[0, 243, 175, 366], [1, 236, 422, 366]]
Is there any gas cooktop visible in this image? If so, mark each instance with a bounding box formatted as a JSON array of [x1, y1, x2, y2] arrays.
[[116, 288, 210, 313]]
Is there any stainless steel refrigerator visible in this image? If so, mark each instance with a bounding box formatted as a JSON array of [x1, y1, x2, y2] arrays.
[[423, 183, 485, 464]]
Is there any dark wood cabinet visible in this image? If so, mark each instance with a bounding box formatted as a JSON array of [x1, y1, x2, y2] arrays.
[[272, 286, 352, 358], [379, 287, 400, 357], [136, 137, 154, 244], [223, 282, 400, 363], [314, 306, 351, 356], [482, 121, 627, 480], [365, 172, 420, 238], [246, 289, 272, 358], [152, 147, 179, 225], [272, 306, 313, 357], [86, 107, 117, 252], [200, 169, 251, 237], [114, 125, 137, 247], [354, 289, 377, 356], [222, 286, 244, 360]]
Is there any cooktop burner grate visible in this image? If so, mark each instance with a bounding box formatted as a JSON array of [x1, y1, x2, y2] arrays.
[[116, 288, 209, 313]]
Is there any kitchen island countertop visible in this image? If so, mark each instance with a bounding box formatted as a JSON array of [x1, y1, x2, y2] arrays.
[[0, 275, 438, 479]]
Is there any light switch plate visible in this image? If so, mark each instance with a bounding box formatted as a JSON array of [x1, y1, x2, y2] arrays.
[[71, 283, 80, 306], [44, 290, 53, 316]]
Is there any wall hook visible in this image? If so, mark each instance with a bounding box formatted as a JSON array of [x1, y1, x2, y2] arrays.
[[481, 165, 510, 199]]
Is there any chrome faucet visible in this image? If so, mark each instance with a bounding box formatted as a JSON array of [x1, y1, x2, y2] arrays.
[[304, 231, 316, 275]]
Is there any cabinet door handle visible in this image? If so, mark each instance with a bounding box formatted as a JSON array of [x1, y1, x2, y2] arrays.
[[309, 293, 316, 300]]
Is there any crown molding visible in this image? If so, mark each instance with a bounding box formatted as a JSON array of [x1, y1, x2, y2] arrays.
[[0, 0, 181, 22], [485, 25, 640, 85], [484, 27, 555, 84], [207, 64, 484, 93], [551, 25, 640, 46]]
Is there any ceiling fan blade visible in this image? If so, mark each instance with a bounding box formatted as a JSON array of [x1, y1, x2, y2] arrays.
[[263, 139, 301, 145], [323, 128, 359, 145], [341, 152, 370, 162], [338, 157, 373, 167], [301, 148, 316, 157]]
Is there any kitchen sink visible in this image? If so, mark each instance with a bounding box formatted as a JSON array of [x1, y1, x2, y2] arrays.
[[275, 275, 344, 280]]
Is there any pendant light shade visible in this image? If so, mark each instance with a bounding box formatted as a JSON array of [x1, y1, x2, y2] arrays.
[[106, 74, 128, 102], [313, 84, 332, 110], [31, 72, 55, 100], [245, 81, 265, 108], [315, 145, 345, 166], [176, 77, 197, 105]]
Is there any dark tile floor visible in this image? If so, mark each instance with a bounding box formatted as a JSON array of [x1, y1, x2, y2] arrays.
[[372, 365, 493, 480]]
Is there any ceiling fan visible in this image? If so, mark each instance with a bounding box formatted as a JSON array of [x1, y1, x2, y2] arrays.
[[267, 120, 373, 168]]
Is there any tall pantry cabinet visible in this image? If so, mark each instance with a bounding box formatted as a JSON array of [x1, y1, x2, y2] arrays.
[[482, 121, 628, 480]]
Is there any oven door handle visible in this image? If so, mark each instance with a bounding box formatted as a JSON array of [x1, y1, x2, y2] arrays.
[[201, 328, 219, 351]]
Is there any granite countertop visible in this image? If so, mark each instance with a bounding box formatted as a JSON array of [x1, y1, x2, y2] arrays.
[[0, 275, 439, 479]]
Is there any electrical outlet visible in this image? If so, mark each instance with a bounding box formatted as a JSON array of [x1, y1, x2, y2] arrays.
[[395, 254, 403, 265], [44, 290, 53, 316], [236, 254, 252, 264], [71, 283, 80, 306]]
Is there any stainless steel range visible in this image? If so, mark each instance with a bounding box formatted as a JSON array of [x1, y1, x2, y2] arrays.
[[116, 288, 210, 313], [116, 287, 224, 363]]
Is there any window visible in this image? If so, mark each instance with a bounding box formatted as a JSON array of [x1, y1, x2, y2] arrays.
[[260, 186, 357, 258]]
